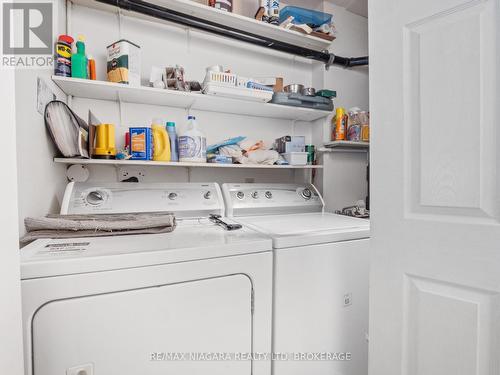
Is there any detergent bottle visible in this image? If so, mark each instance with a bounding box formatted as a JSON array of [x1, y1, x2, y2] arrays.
[[178, 116, 207, 163], [166, 122, 179, 162], [71, 35, 88, 79], [151, 118, 171, 161]]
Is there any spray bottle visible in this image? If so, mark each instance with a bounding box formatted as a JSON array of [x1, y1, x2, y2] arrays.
[[71, 35, 88, 79]]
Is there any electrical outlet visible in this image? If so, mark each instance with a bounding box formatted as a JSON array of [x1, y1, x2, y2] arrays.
[[118, 167, 146, 182], [66, 363, 93, 375], [343, 293, 352, 307]]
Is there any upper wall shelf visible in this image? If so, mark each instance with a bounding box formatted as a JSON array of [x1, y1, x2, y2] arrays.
[[52, 76, 332, 121], [71, 0, 333, 52]]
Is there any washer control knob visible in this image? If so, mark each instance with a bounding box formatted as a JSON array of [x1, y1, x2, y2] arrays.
[[86, 190, 105, 206], [204, 191, 212, 200], [236, 191, 245, 200], [168, 192, 178, 200], [251, 191, 259, 199], [301, 188, 312, 200], [265, 191, 273, 199]]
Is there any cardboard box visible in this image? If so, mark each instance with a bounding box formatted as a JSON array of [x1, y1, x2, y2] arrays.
[[129, 127, 152, 160]]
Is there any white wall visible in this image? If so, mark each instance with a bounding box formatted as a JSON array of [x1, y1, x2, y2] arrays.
[[65, 3, 320, 190], [16, 71, 68, 236], [15, 0, 369, 233], [0, 70, 24, 375], [15, 0, 68, 237], [319, 2, 369, 211]]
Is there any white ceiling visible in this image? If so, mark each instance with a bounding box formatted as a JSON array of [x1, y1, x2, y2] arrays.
[[326, 0, 368, 18]]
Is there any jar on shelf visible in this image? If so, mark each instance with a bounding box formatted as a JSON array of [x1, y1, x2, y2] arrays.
[[347, 110, 361, 141], [360, 111, 370, 142]]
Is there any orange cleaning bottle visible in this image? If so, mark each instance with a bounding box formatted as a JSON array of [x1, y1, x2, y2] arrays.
[[334, 107, 346, 140]]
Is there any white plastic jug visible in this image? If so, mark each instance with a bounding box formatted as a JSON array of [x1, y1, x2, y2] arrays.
[[178, 116, 207, 163]]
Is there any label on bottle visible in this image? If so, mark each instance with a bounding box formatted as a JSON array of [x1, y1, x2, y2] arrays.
[[178, 135, 206, 160]]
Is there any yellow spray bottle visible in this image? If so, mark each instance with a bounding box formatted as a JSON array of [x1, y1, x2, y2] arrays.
[[151, 118, 171, 161]]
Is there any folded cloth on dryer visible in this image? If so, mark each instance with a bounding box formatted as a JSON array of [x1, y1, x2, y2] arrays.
[[20, 212, 176, 246]]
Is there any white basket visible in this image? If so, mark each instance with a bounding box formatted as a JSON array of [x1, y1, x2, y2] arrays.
[[203, 83, 273, 102], [236, 76, 251, 88], [203, 71, 237, 88]]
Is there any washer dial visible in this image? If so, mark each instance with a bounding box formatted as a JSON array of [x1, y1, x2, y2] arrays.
[[301, 188, 312, 200], [85, 190, 106, 206]]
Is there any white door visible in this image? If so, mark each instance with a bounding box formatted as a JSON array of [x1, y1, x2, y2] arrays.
[[369, 0, 500, 374]]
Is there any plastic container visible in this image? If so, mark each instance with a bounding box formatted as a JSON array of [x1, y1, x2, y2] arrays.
[[281, 152, 308, 166], [360, 111, 370, 142], [178, 116, 207, 163], [71, 35, 88, 79], [151, 119, 171, 161], [93, 123, 116, 159], [279, 6, 332, 28], [88, 55, 96, 80], [166, 122, 179, 162], [214, 0, 232, 12], [306, 145, 315, 165]]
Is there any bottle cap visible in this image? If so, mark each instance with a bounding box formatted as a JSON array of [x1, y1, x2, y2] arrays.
[[166, 122, 176, 127], [58, 35, 74, 44], [188, 115, 196, 120]]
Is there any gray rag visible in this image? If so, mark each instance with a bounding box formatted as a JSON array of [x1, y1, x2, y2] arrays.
[[20, 212, 176, 246]]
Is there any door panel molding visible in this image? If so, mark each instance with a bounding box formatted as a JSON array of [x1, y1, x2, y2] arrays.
[[402, 0, 499, 224], [402, 274, 500, 375]]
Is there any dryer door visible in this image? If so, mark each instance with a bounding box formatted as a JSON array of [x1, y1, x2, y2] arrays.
[[31, 274, 253, 375]]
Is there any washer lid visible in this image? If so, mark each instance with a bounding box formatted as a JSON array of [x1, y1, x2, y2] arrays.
[[234, 212, 370, 248], [20, 220, 272, 279]]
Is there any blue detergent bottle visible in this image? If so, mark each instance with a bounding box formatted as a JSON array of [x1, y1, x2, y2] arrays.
[[166, 122, 179, 162]]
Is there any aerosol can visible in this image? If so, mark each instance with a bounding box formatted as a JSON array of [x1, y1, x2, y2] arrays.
[[269, 0, 280, 25], [260, 0, 270, 22]]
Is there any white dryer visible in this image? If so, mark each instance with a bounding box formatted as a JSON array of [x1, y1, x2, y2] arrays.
[[222, 183, 370, 375], [21, 182, 273, 375]]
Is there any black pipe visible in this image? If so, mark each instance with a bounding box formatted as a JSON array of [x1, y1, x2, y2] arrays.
[[329, 55, 369, 68], [96, 0, 368, 67]]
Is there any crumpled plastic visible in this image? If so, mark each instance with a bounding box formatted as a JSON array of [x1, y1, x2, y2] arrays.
[[219, 140, 280, 165]]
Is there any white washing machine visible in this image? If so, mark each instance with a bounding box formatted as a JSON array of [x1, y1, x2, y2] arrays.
[[21, 182, 273, 375], [222, 183, 370, 375]]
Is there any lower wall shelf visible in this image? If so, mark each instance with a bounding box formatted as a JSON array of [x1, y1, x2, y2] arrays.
[[323, 141, 369, 149], [54, 158, 323, 169]]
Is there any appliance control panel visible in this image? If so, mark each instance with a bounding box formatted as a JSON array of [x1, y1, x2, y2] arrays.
[[60, 182, 224, 217], [222, 183, 324, 217]]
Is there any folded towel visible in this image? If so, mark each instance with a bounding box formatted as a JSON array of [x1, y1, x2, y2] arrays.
[[20, 212, 176, 246]]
